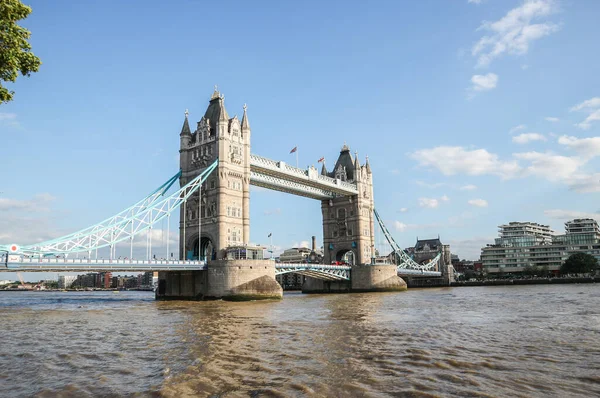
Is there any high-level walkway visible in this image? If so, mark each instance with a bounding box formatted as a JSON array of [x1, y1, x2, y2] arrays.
[[249, 154, 358, 199]]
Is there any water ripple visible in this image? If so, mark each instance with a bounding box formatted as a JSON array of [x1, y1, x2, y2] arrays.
[[0, 285, 598, 397]]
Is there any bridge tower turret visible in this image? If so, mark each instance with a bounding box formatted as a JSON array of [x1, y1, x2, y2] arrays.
[[321, 144, 375, 266], [178, 87, 251, 261]]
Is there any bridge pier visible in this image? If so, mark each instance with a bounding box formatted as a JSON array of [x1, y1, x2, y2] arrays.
[[156, 260, 282, 301], [351, 264, 407, 292], [302, 264, 407, 294]]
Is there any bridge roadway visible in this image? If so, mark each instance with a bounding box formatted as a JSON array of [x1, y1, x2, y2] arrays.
[[2, 258, 359, 281], [2, 258, 440, 278]]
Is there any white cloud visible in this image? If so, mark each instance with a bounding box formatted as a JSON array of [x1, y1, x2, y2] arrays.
[[418, 195, 450, 209], [263, 208, 282, 216], [0, 112, 21, 128], [393, 221, 441, 232], [460, 184, 477, 191], [568, 173, 600, 193], [0, 194, 64, 245], [570, 97, 600, 129], [0, 113, 17, 121], [415, 181, 447, 189], [509, 124, 527, 134], [399, 208, 408, 213], [468, 0, 483, 4], [558, 135, 600, 159], [291, 240, 311, 249], [468, 199, 489, 207], [512, 132, 547, 144], [513, 151, 582, 181], [0, 193, 56, 212], [389, 169, 401, 175], [472, 0, 560, 68], [544, 209, 600, 221], [418, 198, 439, 208], [521, 64, 530, 70], [411, 146, 521, 179], [130, 229, 178, 249], [394, 221, 409, 232], [470, 73, 498, 91], [571, 97, 600, 111], [545, 116, 559, 122], [413, 142, 600, 193], [575, 110, 600, 130], [445, 237, 495, 260]]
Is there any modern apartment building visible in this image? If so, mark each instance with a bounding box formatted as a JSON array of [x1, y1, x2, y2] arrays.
[[481, 219, 600, 274], [58, 275, 77, 288]]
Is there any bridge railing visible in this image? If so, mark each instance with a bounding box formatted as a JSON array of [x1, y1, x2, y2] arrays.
[[12, 258, 206, 266], [275, 263, 351, 271]]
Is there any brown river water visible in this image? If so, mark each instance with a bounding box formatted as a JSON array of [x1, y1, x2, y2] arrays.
[[0, 284, 598, 397]]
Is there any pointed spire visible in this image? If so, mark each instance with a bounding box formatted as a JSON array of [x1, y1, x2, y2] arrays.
[[241, 103, 251, 131], [218, 98, 229, 121], [341, 141, 350, 152], [180, 109, 191, 136], [354, 151, 361, 181], [204, 87, 229, 132], [211, 85, 220, 100], [321, 162, 328, 176], [365, 155, 372, 174]]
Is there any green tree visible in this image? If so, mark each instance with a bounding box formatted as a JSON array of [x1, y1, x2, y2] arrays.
[[496, 268, 505, 279], [560, 253, 598, 275], [0, 0, 42, 103]]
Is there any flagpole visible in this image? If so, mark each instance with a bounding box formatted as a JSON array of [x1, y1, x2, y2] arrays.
[[270, 234, 273, 258]]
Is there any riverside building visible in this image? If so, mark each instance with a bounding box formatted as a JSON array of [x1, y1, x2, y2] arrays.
[[58, 275, 77, 289], [481, 219, 600, 275]]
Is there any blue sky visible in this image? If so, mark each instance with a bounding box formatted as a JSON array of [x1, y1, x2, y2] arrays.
[[1, 0, 600, 280]]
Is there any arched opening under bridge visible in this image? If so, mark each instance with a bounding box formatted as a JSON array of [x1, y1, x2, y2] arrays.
[[191, 236, 214, 261], [335, 249, 355, 266]]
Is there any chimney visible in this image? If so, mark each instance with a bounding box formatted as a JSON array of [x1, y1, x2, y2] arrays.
[[311, 236, 316, 251]]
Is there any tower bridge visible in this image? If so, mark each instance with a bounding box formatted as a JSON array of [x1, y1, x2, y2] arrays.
[[1, 88, 451, 300]]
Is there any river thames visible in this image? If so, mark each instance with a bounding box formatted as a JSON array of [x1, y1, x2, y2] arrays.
[[0, 284, 598, 397]]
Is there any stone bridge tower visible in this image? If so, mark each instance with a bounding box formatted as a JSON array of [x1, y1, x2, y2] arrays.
[[178, 88, 251, 260], [321, 145, 375, 265]]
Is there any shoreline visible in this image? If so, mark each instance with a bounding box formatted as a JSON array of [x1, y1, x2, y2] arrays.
[[0, 288, 154, 292], [450, 276, 599, 287], [2, 277, 598, 292]]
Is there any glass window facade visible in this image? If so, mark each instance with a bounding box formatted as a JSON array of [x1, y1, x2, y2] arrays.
[[482, 218, 600, 273]]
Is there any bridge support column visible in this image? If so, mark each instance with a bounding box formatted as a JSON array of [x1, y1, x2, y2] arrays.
[[351, 264, 407, 292], [205, 259, 282, 301], [301, 277, 351, 293], [156, 270, 207, 300], [156, 260, 282, 301], [302, 264, 407, 294]]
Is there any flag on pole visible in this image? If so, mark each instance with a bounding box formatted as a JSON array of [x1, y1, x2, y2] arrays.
[[289, 146, 297, 154], [317, 157, 325, 163], [268, 233, 272, 237]]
